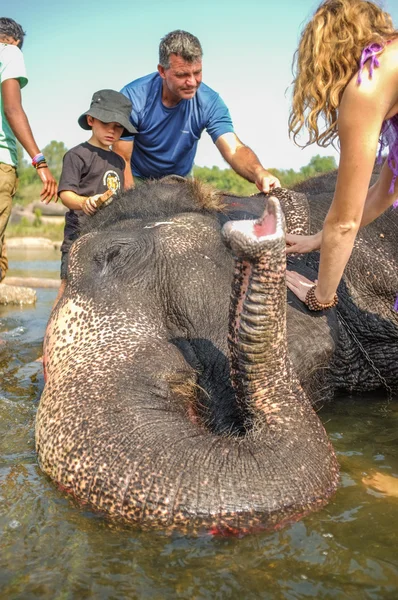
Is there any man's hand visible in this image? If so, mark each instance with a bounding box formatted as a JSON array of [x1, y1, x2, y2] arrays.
[[286, 231, 322, 254], [255, 170, 281, 194], [215, 134, 281, 192], [37, 166, 58, 204]]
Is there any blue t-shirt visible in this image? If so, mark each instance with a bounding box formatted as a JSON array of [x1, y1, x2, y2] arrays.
[[121, 73, 234, 178]]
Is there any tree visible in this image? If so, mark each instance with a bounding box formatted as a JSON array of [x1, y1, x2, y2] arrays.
[[14, 140, 69, 205], [193, 166, 257, 195], [13, 143, 338, 204], [42, 140, 68, 180], [299, 154, 337, 180], [193, 155, 337, 194]]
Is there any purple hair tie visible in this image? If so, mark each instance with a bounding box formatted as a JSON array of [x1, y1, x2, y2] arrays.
[[357, 43, 382, 85], [394, 295, 398, 312]]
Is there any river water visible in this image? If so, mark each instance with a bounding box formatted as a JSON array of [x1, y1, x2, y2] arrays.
[[1, 248, 397, 599]]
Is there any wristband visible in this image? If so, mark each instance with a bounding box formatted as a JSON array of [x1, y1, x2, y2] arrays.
[[32, 153, 45, 167], [305, 285, 338, 311]]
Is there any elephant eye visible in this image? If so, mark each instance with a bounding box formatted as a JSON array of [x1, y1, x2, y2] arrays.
[[105, 247, 121, 263], [93, 245, 121, 273]]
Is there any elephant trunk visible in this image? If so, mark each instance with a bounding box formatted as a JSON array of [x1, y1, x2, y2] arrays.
[[223, 197, 294, 428]]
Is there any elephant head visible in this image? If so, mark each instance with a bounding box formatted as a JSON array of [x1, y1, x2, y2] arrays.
[[36, 178, 339, 534]]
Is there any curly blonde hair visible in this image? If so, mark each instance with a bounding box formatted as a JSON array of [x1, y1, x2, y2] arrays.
[[289, 0, 398, 147]]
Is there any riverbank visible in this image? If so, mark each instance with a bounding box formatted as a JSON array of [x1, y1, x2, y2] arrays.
[[6, 236, 62, 250], [6, 237, 62, 250], [0, 241, 61, 304]]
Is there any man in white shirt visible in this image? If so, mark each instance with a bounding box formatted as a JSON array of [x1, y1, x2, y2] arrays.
[[0, 17, 57, 280]]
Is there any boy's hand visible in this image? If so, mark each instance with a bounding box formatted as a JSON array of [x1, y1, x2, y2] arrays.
[[82, 195, 101, 216]]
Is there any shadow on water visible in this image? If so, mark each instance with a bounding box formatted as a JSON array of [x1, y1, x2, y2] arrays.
[[0, 249, 397, 599]]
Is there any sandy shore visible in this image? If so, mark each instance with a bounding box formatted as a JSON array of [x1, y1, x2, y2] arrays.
[[7, 237, 62, 250]]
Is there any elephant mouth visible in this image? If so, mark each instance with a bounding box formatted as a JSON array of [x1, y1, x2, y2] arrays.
[[222, 196, 284, 259]]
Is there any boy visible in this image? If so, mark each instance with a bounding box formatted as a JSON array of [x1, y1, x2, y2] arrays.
[[57, 89, 137, 298]]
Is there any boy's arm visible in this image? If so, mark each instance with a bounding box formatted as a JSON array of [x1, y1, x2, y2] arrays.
[[2, 78, 57, 203], [113, 140, 134, 189], [59, 190, 101, 216]]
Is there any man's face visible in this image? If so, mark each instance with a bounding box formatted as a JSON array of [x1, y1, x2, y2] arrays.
[[158, 53, 202, 102], [0, 36, 21, 47]]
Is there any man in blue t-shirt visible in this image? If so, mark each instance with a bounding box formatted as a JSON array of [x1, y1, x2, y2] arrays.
[[114, 30, 280, 193]]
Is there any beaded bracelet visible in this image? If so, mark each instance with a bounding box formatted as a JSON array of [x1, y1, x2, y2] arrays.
[[305, 285, 338, 311], [32, 153, 45, 167]]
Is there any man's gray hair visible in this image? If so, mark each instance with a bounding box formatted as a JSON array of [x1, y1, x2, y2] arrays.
[[159, 30, 202, 69], [0, 17, 25, 48]]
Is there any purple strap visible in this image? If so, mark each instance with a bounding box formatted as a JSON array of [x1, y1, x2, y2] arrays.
[[357, 43, 382, 85], [358, 44, 398, 200], [358, 44, 398, 309]]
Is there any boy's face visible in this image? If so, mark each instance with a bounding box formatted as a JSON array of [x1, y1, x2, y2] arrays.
[[87, 116, 124, 149]]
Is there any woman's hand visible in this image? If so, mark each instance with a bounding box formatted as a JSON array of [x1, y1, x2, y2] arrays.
[[286, 270, 316, 302], [286, 231, 322, 254]]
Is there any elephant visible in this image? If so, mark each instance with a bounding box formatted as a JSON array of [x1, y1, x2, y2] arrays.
[[284, 167, 398, 400], [36, 177, 343, 534], [208, 169, 398, 404]]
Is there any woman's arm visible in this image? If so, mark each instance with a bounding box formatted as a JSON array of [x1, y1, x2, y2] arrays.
[[287, 56, 398, 304], [361, 159, 398, 226], [286, 158, 398, 256]]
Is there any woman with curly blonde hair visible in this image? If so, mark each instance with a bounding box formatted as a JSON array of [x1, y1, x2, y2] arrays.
[[286, 0, 398, 312]]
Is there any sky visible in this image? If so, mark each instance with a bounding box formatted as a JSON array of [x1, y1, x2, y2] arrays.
[[6, 0, 398, 172]]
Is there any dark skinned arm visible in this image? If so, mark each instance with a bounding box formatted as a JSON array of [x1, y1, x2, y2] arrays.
[[2, 78, 57, 203]]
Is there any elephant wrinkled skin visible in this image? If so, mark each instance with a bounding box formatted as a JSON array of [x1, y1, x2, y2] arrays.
[[36, 173, 397, 533]]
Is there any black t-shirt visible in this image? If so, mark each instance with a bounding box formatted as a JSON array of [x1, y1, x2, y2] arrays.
[[59, 142, 125, 253]]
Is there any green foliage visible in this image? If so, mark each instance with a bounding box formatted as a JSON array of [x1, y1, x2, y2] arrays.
[[269, 155, 337, 188], [14, 179, 43, 207], [299, 155, 337, 180], [193, 154, 337, 194], [33, 208, 43, 227], [6, 219, 64, 241], [14, 140, 68, 206], [193, 165, 258, 195], [12, 139, 338, 240], [42, 140, 68, 180]]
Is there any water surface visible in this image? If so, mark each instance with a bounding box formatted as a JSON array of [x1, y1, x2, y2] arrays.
[[1, 248, 397, 599]]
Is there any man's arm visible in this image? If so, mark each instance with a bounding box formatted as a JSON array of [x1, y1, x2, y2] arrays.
[[215, 132, 280, 193], [2, 78, 57, 203], [113, 140, 135, 189]]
